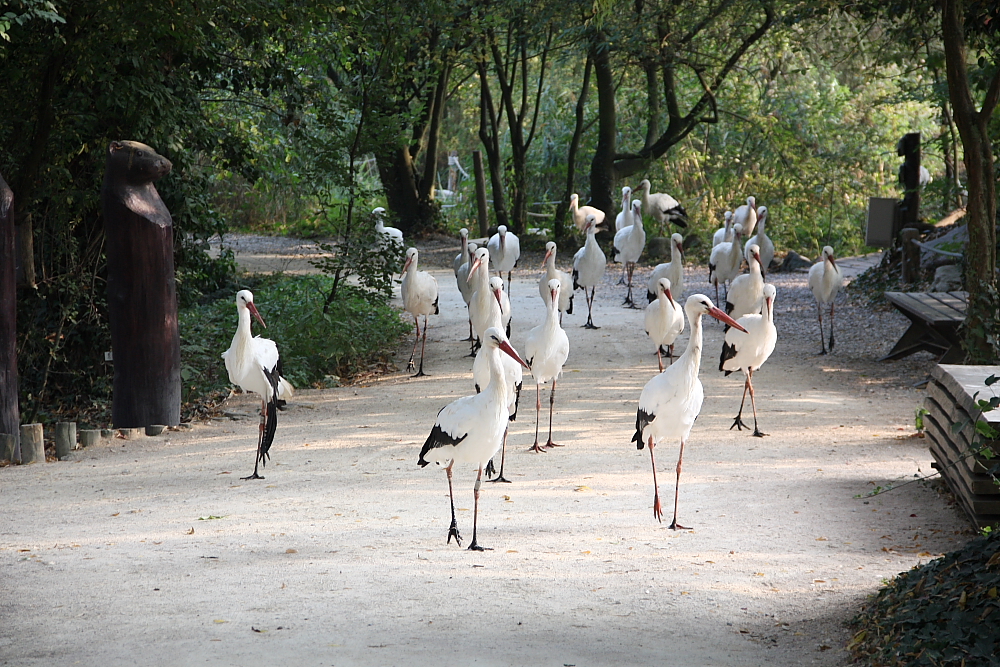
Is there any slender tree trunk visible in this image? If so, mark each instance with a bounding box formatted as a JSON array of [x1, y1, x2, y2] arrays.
[[477, 57, 510, 230], [0, 173, 18, 454], [942, 0, 1000, 361], [554, 54, 592, 240], [588, 31, 617, 222], [418, 61, 452, 200]]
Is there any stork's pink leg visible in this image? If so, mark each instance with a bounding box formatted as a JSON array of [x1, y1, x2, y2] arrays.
[[747, 368, 766, 437], [730, 375, 751, 431], [528, 383, 546, 453], [413, 314, 429, 377], [446, 462, 462, 546], [648, 435, 663, 523], [407, 315, 421, 370], [241, 398, 267, 480], [656, 347, 664, 373], [487, 428, 512, 483], [544, 379, 562, 448], [668, 439, 690, 530], [467, 465, 489, 551]]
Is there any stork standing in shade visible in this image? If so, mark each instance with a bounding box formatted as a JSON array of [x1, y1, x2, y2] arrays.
[[635, 179, 688, 230], [569, 193, 606, 232], [524, 279, 571, 453], [419, 327, 530, 551], [401, 248, 439, 377], [632, 295, 746, 527], [744, 207, 774, 278], [222, 290, 295, 480], [720, 284, 778, 437], [709, 223, 744, 304], [712, 211, 734, 247], [472, 316, 523, 483], [491, 276, 512, 338], [487, 225, 520, 292], [456, 241, 479, 341], [614, 200, 646, 307], [808, 246, 843, 354], [573, 214, 607, 329], [373, 207, 404, 249], [453, 228, 470, 276], [539, 241, 574, 324], [614, 186, 634, 284], [726, 244, 765, 321], [645, 278, 685, 371], [647, 233, 685, 303], [732, 196, 758, 238], [468, 247, 503, 355]]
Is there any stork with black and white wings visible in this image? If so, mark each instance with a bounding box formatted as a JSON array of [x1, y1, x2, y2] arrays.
[[720, 283, 778, 437]]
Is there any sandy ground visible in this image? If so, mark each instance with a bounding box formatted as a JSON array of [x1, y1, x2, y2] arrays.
[[0, 237, 973, 666]]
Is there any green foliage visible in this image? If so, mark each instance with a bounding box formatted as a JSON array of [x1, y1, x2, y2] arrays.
[[963, 279, 1000, 364], [849, 529, 1000, 666]]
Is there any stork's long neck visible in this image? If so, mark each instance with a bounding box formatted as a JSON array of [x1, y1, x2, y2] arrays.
[[486, 346, 508, 406], [756, 214, 766, 237], [671, 242, 680, 265], [585, 229, 599, 253], [546, 252, 556, 277], [677, 309, 704, 376], [231, 306, 254, 366]]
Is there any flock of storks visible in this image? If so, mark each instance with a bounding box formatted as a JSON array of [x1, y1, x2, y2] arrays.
[[221, 187, 845, 550]]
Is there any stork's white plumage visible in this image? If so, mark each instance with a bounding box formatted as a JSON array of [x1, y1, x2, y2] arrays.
[[614, 186, 633, 232], [644, 278, 685, 371], [569, 193, 607, 232], [373, 207, 404, 250], [632, 295, 746, 527], [614, 200, 646, 307], [419, 327, 529, 551], [222, 290, 294, 480], [726, 244, 764, 321], [472, 313, 523, 483], [733, 196, 758, 238], [744, 206, 774, 277], [647, 233, 685, 303], [635, 179, 688, 229], [720, 284, 777, 437], [712, 211, 734, 247], [490, 276, 512, 338], [709, 223, 744, 304], [454, 227, 469, 276], [572, 214, 607, 329], [401, 248, 440, 377], [539, 241, 574, 323], [468, 247, 503, 354], [524, 279, 571, 453], [808, 246, 843, 354], [487, 225, 520, 289], [457, 241, 478, 306]]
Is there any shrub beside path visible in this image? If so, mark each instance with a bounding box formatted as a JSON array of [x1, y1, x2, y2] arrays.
[[0, 239, 972, 666]]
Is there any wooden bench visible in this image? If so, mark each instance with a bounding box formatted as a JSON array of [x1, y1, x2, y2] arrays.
[[878, 291, 967, 363], [923, 364, 1000, 528]]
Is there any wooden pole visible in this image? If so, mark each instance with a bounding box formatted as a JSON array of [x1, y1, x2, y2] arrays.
[[473, 150, 489, 237], [79, 430, 101, 448], [898, 132, 921, 227], [900, 228, 921, 283], [0, 172, 18, 462], [55, 421, 75, 459], [19, 423, 43, 464]]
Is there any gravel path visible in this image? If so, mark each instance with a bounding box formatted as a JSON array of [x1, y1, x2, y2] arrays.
[[1, 234, 972, 666]]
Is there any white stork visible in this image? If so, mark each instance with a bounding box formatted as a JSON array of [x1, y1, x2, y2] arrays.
[[808, 246, 843, 354], [614, 186, 634, 285], [418, 327, 529, 551], [524, 279, 571, 453], [539, 241, 574, 324], [453, 227, 469, 276], [744, 206, 774, 278], [222, 290, 295, 480], [647, 233, 685, 303], [490, 276, 512, 338], [468, 247, 503, 355], [712, 211, 734, 247], [614, 200, 646, 307], [373, 207, 404, 251], [401, 247, 439, 377], [726, 244, 764, 321], [472, 316, 523, 483], [635, 179, 688, 230], [456, 241, 478, 341], [708, 223, 743, 305], [632, 295, 746, 528], [720, 283, 778, 437], [572, 214, 607, 329], [487, 225, 520, 291], [732, 196, 758, 238], [644, 278, 685, 371], [569, 193, 606, 232]]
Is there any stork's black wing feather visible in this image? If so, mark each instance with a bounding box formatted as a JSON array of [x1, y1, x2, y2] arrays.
[[572, 268, 580, 291], [567, 293, 574, 314], [432, 294, 440, 315], [632, 408, 655, 450], [720, 339, 738, 374], [509, 381, 523, 422], [647, 290, 656, 303], [418, 423, 468, 467], [259, 366, 282, 464]]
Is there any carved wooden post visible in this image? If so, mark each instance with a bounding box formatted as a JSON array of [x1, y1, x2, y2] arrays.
[[897, 132, 921, 228], [101, 141, 181, 428], [473, 150, 489, 238], [0, 172, 18, 461]]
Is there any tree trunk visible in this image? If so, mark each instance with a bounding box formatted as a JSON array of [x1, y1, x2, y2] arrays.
[[554, 54, 592, 240], [942, 0, 1000, 361], [0, 172, 18, 458], [477, 58, 510, 230], [418, 62, 452, 200], [588, 32, 618, 223]]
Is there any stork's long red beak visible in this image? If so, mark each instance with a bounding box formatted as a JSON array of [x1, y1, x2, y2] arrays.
[[493, 287, 503, 307], [247, 301, 267, 329], [829, 255, 838, 269], [708, 306, 746, 333], [498, 340, 530, 369], [665, 289, 675, 309], [541, 249, 552, 267], [467, 257, 482, 284], [402, 255, 413, 273], [676, 241, 684, 259]]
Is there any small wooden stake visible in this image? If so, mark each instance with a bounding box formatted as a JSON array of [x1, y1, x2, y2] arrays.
[[79, 430, 101, 448], [55, 421, 76, 459], [19, 423, 44, 463]]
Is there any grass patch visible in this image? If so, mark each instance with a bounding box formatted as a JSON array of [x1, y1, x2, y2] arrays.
[[849, 529, 1000, 666], [179, 273, 410, 419]]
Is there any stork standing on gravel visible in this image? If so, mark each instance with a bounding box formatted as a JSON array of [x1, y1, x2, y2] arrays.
[[456, 241, 479, 342], [401, 248, 439, 377], [569, 193, 606, 232], [524, 279, 570, 453], [647, 233, 685, 303], [635, 179, 688, 230], [720, 284, 778, 437], [614, 200, 646, 307], [644, 278, 685, 371], [808, 246, 843, 354], [487, 225, 520, 291], [632, 295, 746, 528], [744, 207, 774, 278], [468, 247, 503, 355], [419, 327, 530, 551], [539, 241, 574, 324], [223, 290, 295, 480], [614, 186, 634, 285], [573, 214, 607, 329], [709, 223, 744, 304]]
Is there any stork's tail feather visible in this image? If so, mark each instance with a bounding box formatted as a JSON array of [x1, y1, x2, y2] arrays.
[[567, 294, 574, 314], [719, 340, 738, 373], [509, 382, 523, 422], [647, 291, 656, 303], [278, 377, 294, 400], [433, 295, 440, 315], [632, 408, 655, 450], [572, 269, 580, 291]]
